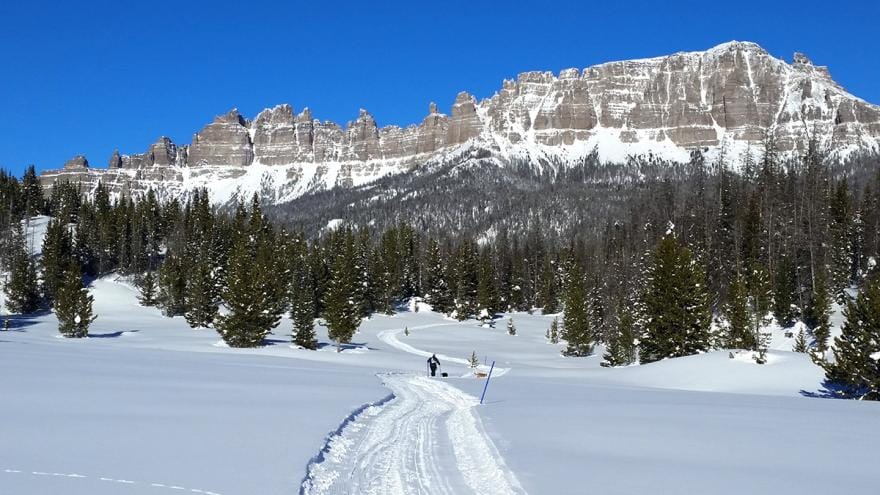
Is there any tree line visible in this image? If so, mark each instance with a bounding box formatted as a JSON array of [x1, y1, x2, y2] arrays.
[[1, 140, 879, 399]]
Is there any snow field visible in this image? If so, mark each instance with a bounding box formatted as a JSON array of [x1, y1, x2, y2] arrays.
[[2, 275, 879, 494]]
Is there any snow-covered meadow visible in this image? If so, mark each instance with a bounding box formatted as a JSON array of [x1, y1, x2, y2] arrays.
[[2, 272, 879, 495]]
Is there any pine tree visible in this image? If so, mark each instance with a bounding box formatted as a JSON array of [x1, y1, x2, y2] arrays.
[[546, 316, 560, 344], [476, 249, 500, 320], [184, 253, 218, 329], [602, 301, 637, 367], [214, 198, 284, 348], [639, 235, 712, 363], [291, 253, 317, 350], [4, 225, 39, 314], [453, 240, 479, 320], [772, 256, 798, 328], [423, 239, 453, 314], [372, 229, 398, 315], [468, 351, 480, 369], [40, 218, 73, 306], [793, 329, 808, 353], [138, 271, 158, 306], [73, 201, 98, 276], [21, 165, 43, 217], [753, 328, 772, 364], [324, 235, 361, 352], [747, 262, 772, 343], [55, 262, 95, 338], [824, 275, 880, 399], [506, 317, 517, 336], [538, 257, 560, 314], [723, 272, 754, 349], [805, 267, 832, 353], [587, 278, 606, 342], [353, 229, 374, 317], [562, 260, 594, 356], [828, 181, 854, 305], [157, 253, 187, 316]]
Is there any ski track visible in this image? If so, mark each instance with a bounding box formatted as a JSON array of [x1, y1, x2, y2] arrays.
[[377, 325, 510, 377], [300, 373, 526, 495], [0, 468, 224, 494]]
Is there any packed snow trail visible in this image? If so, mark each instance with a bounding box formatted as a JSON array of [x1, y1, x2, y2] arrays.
[[377, 325, 510, 377], [301, 373, 526, 495]]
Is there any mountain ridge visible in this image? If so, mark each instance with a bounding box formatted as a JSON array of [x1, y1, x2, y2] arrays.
[[40, 41, 880, 205]]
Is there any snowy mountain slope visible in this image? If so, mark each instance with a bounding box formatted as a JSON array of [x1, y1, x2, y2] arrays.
[[39, 41, 880, 206]]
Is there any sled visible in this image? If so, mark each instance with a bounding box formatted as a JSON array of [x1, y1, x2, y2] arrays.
[[474, 371, 488, 378]]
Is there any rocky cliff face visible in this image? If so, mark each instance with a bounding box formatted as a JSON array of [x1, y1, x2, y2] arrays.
[[40, 41, 880, 204]]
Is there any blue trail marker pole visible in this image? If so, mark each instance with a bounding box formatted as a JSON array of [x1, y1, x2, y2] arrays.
[[479, 361, 496, 405]]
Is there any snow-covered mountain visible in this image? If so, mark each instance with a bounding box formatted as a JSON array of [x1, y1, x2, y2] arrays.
[[40, 41, 880, 205]]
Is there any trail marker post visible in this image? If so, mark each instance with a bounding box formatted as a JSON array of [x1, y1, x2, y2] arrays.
[[479, 361, 496, 405]]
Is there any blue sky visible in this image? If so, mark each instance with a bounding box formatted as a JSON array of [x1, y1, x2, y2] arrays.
[[2, 0, 878, 176]]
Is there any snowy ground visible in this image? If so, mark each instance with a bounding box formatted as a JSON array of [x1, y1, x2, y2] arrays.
[[2, 269, 879, 494]]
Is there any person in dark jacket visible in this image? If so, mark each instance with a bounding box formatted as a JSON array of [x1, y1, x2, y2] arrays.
[[427, 354, 441, 377]]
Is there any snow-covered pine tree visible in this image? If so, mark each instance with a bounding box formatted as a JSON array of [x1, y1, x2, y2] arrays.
[[772, 255, 798, 328], [508, 247, 528, 312], [423, 239, 453, 314], [55, 262, 95, 338], [353, 229, 375, 317], [4, 224, 39, 314], [138, 270, 158, 306], [158, 253, 187, 316], [468, 351, 479, 369], [602, 300, 637, 367], [724, 272, 754, 349], [805, 266, 832, 353], [546, 316, 560, 344], [373, 229, 399, 315], [639, 234, 712, 363], [398, 226, 420, 300], [587, 277, 606, 342], [290, 249, 317, 350], [73, 201, 98, 276], [214, 197, 284, 348], [753, 328, 771, 364], [324, 232, 361, 352], [40, 217, 73, 306], [747, 262, 772, 343], [823, 274, 880, 400], [453, 240, 479, 320], [477, 249, 500, 319], [538, 257, 560, 314], [828, 180, 854, 305], [793, 329, 808, 353], [20, 165, 43, 217], [184, 251, 218, 328], [562, 260, 594, 356], [506, 317, 516, 336]]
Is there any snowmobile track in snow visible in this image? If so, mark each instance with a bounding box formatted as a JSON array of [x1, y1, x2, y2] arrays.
[[299, 373, 526, 495]]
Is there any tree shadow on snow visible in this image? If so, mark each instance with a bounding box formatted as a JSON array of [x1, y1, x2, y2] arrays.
[[800, 380, 853, 399], [88, 330, 139, 338], [1, 310, 51, 332], [316, 341, 375, 351]]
